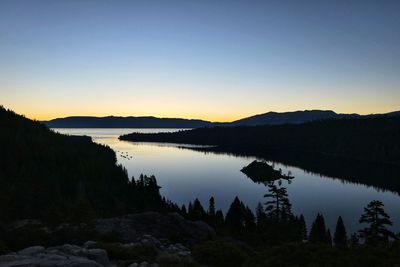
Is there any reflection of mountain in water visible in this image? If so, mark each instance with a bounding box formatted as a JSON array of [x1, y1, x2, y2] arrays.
[[205, 147, 400, 194], [120, 117, 400, 194], [135, 143, 399, 195]]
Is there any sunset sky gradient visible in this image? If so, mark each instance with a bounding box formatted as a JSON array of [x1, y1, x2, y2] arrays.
[[1, 0, 399, 121]]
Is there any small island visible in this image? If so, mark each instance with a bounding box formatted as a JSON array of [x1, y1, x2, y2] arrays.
[[241, 160, 294, 183]]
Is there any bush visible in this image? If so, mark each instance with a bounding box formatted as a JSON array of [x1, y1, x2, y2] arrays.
[[192, 240, 248, 267]]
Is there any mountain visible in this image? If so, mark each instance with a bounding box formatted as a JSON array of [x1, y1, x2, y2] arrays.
[[229, 110, 355, 126], [42, 110, 400, 128], [43, 116, 214, 128]]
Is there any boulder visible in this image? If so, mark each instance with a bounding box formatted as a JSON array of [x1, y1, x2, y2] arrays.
[[95, 212, 214, 246], [0, 244, 109, 267]]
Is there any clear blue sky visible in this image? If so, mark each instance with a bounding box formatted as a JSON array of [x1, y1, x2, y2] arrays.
[[0, 0, 399, 121]]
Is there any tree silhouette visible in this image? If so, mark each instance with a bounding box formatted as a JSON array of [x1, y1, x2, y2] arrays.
[[299, 214, 308, 241], [358, 200, 395, 246], [225, 197, 245, 234], [181, 205, 187, 216], [255, 202, 266, 224], [208, 197, 216, 216], [206, 196, 216, 226], [215, 210, 224, 228], [191, 198, 206, 221], [309, 213, 331, 245], [225, 197, 255, 235], [264, 183, 292, 222], [334, 216, 348, 247]]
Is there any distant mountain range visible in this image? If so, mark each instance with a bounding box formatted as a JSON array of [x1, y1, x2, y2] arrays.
[[43, 110, 400, 128]]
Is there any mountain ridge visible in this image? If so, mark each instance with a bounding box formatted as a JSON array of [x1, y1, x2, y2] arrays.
[[42, 109, 400, 128]]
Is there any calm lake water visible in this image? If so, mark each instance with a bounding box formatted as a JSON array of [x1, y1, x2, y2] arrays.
[[54, 128, 400, 234]]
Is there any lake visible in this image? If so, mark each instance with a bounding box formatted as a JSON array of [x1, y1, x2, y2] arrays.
[[54, 128, 400, 234]]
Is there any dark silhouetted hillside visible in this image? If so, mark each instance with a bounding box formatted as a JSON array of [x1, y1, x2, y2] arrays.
[[0, 107, 169, 222], [229, 110, 356, 126], [43, 110, 399, 128], [43, 116, 214, 128], [120, 117, 400, 166]]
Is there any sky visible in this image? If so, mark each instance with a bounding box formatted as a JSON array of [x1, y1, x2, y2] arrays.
[[0, 0, 399, 121]]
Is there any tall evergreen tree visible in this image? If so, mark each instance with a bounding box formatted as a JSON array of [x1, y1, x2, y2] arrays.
[[255, 202, 266, 225], [333, 216, 348, 247], [192, 198, 206, 221], [244, 206, 256, 230], [264, 184, 292, 222], [208, 196, 216, 216], [358, 200, 395, 246], [225, 197, 245, 234], [181, 205, 187, 216], [299, 214, 308, 241], [309, 213, 329, 244], [215, 210, 224, 227], [188, 201, 193, 218]]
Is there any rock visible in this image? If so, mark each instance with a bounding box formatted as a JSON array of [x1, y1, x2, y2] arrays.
[[177, 251, 191, 257], [95, 212, 215, 245], [128, 263, 138, 267], [0, 244, 109, 267], [138, 261, 148, 267], [17, 246, 45, 255], [86, 248, 109, 266], [83, 240, 98, 249]]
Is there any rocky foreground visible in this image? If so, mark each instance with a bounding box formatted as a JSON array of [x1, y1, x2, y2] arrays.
[[0, 212, 215, 267]]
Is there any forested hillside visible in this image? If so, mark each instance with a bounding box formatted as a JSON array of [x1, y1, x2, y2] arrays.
[[120, 117, 400, 166], [0, 107, 165, 222]]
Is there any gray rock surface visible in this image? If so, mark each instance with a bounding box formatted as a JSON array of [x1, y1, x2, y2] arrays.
[[0, 244, 109, 267], [96, 212, 214, 245]]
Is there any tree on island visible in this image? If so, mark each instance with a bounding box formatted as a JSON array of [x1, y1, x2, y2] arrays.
[[358, 200, 395, 246], [334, 216, 348, 247]]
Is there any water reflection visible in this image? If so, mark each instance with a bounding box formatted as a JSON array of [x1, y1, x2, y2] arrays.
[[53, 128, 400, 233]]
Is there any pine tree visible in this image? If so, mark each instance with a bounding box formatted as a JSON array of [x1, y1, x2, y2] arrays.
[[309, 213, 329, 244], [225, 197, 245, 234], [215, 210, 224, 227], [255, 202, 266, 224], [208, 196, 216, 216], [334, 216, 348, 247], [192, 198, 206, 220], [299, 214, 307, 241], [358, 200, 394, 246], [181, 205, 187, 216], [264, 184, 292, 222], [244, 206, 256, 230], [206, 196, 216, 226], [188, 201, 193, 218]]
